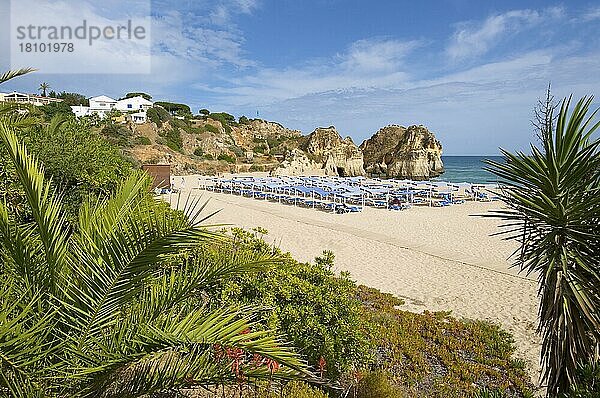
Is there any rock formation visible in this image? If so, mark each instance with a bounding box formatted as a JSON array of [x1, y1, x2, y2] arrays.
[[360, 125, 444, 180], [271, 149, 323, 176], [273, 126, 365, 176]]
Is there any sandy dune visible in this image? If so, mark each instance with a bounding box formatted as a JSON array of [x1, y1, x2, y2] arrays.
[[170, 175, 542, 385]]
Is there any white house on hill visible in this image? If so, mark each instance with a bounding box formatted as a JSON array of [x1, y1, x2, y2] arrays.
[[0, 91, 63, 106], [71, 95, 153, 123], [89, 95, 117, 117], [115, 96, 153, 112]]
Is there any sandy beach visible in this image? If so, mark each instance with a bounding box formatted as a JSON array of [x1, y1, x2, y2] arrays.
[[172, 175, 541, 384]]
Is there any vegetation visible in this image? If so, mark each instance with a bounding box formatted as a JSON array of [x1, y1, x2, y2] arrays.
[[213, 230, 370, 380], [147, 106, 172, 127], [134, 135, 151, 145], [193, 146, 204, 156], [154, 101, 192, 116], [101, 121, 133, 148], [48, 91, 89, 106], [358, 286, 532, 397], [0, 72, 311, 394], [199, 108, 210, 116], [122, 92, 152, 101], [218, 153, 236, 163], [0, 115, 132, 224], [258, 381, 330, 398], [158, 127, 183, 152], [203, 123, 220, 134], [208, 112, 236, 134], [239, 115, 250, 124], [38, 101, 74, 118], [485, 95, 600, 396], [38, 82, 50, 97]]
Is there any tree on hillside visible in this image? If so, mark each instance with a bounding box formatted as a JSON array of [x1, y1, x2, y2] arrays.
[[122, 92, 152, 101], [199, 108, 210, 116], [55, 91, 89, 106], [485, 95, 600, 396], [155, 101, 191, 116], [38, 82, 50, 97]]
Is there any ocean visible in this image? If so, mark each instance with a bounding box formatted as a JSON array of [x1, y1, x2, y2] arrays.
[[433, 156, 504, 184]]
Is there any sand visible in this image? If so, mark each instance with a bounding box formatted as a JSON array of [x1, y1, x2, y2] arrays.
[[170, 175, 542, 386]]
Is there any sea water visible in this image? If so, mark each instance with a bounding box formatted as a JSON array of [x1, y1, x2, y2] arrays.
[[433, 156, 504, 184]]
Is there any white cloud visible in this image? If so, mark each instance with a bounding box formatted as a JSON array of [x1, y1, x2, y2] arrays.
[[209, 0, 260, 26], [152, 11, 253, 68], [581, 6, 600, 22], [446, 7, 564, 60], [199, 38, 422, 105], [9, 0, 152, 74]]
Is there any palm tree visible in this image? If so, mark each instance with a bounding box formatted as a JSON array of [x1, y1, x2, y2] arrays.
[[0, 112, 310, 395], [38, 82, 50, 97], [484, 96, 600, 396]]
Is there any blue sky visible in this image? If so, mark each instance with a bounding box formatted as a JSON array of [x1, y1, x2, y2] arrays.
[[1, 0, 599, 154]]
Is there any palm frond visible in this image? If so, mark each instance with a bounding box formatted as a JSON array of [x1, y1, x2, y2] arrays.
[[0, 121, 70, 295], [0, 68, 35, 85]]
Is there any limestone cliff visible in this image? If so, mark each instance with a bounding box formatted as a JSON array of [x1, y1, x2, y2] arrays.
[[273, 126, 365, 176], [360, 125, 444, 180]]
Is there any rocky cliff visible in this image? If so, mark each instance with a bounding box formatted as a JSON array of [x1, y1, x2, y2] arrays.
[[273, 126, 365, 176], [360, 125, 444, 180]]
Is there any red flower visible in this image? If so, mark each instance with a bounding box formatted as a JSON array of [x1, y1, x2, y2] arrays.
[[266, 358, 280, 373], [318, 356, 327, 378]]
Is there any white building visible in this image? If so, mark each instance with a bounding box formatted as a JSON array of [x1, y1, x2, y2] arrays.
[[69, 95, 117, 119], [115, 96, 153, 112], [130, 111, 148, 124], [71, 105, 90, 118], [0, 91, 63, 106], [88, 95, 117, 117]]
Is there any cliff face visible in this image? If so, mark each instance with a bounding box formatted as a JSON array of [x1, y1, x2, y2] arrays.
[[273, 126, 365, 176], [360, 125, 444, 180]]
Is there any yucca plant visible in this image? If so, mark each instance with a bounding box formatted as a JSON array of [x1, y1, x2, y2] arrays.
[[484, 96, 600, 396], [0, 114, 311, 395]]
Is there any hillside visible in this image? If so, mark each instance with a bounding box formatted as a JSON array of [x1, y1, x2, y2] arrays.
[[99, 109, 444, 179]]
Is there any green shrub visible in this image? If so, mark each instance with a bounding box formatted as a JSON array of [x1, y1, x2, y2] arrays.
[[355, 371, 404, 398], [2, 119, 132, 224], [203, 153, 214, 160], [249, 164, 265, 172], [229, 145, 245, 157], [134, 136, 151, 145], [239, 115, 250, 124], [101, 123, 132, 147], [199, 108, 210, 116], [39, 101, 74, 119], [217, 153, 236, 163], [193, 147, 204, 157], [358, 286, 533, 396], [147, 107, 169, 127], [212, 229, 370, 380], [203, 123, 219, 134], [258, 381, 329, 398], [562, 361, 600, 397], [254, 144, 267, 154], [208, 112, 235, 134], [158, 128, 183, 152], [154, 101, 191, 116]]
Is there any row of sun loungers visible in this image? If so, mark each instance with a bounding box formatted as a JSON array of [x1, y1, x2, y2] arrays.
[[197, 176, 499, 214]]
